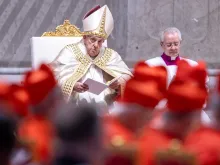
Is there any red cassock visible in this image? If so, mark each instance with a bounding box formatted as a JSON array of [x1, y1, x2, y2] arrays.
[[185, 125, 220, 165], [136, 60, 208, 165], [18, 115, 55, 164], [137, 126, 189, 165], [102, 115, 137, 165], [102, 61, 168, 165]]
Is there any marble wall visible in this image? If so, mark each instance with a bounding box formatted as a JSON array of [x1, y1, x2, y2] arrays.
[[124, 0, 220, 68], [0, 0, 220, 68]]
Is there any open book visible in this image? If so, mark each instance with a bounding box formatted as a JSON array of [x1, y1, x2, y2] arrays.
[[83, 76, 121, 95]]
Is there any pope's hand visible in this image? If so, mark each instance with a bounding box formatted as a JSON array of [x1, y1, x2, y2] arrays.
[[109, 80, 120, 90], [73, 82, 89, 93]]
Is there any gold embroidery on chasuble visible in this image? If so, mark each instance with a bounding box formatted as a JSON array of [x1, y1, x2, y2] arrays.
[[93, 48, 117, 80], [62, 43, 116, 98]]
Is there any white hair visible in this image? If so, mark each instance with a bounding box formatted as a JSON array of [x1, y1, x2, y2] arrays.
[[159, 27, 182, 42]]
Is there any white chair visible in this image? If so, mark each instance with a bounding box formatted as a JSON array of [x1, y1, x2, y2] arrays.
[[31, 37, 83, 69], [31, 20, 107, 69]]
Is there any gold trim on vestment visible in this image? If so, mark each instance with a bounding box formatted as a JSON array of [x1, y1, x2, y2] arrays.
[[62, 43, 116, 98], [94, 49, 117, 79], [61, 44, 90, 98]]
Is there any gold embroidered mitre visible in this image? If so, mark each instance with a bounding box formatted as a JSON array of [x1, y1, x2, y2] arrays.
[[82, 5, 114, 39]]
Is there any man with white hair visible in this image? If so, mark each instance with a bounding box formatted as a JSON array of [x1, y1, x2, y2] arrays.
[[51, 5, 132, 106], [146, 27, 198, 86], [146, 27, 210, 122]]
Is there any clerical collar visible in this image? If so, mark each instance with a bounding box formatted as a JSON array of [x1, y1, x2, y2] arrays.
[[161, 53, 180, 66]]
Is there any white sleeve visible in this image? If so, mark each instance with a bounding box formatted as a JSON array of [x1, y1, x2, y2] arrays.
[[50, 47, 79, 86]]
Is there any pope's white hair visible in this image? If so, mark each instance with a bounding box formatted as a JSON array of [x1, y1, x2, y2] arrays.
[[159, 27, 182, 42]]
